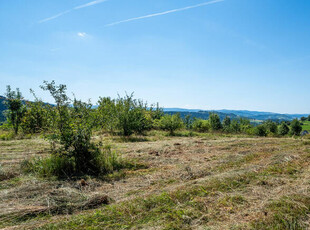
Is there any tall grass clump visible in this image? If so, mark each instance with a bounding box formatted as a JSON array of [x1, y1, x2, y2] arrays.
[[21, 144, 125, 178], [0, 132, 15, 141]]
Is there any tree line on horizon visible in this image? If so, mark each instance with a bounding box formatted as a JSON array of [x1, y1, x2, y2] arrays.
[[1, 82, 305, 138]]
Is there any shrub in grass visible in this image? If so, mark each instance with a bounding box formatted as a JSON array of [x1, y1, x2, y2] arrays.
[[230, 120, 241, 133], [115, 94, 153, 136], [21, 145, 126, 178], [290, 119, 302, 136], [222, 116, 231, 132], [209, 113, 222, 131], [3, 86, 26, 134], [37, 81, 130, 177], [255, 125, 267, 137], [184, 115, 194, 130], [155, 114, 184, 135], [97, 94, 155, 136], [0, 132, 15, 140], [21, 154, 75, 178], [264, 120, 278, 135], [21, 90, 51, 134], [192, 119, 210, 132], [279, 122, 290, 136]]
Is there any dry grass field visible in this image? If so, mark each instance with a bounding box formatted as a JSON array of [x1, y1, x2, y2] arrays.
[[1, 133, 310, 229]]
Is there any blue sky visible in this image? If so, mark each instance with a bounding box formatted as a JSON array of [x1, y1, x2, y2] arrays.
[[0, 0, 309, 113]]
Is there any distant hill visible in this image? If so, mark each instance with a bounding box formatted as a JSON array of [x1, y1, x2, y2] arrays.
[[163, 108, 201, 113], [165, 110, 240, 121], [164, 108, 309, 121], [216, 109, 307, 121]]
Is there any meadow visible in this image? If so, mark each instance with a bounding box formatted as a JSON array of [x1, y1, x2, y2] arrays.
[[1, 131, 310, 229]]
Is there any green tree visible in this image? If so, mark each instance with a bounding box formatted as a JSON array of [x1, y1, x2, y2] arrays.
[[209, 113, 222, 131], [264, 120, 278, 134], [300, 117, 307, 122], [290, 119, 302, 136], [184, 115, 193, 130], [255, 125, 267, 137], [40, 81, 71, 147], [239, 118, 252, 132], [115, 94, 152, 136], [97, 97, 118, 133], [231, 120, 241, 133], [157, 114, 184, 135], [278, 122, 289, 136], [223, 116, 231, 132], [4, 86, 26, 134], [149, 103, 164, 120], [192, 119, 210, 132], [21, 90, 50, 134]]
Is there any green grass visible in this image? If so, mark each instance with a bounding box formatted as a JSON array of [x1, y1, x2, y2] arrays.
[[301, 121, 310, 131], [39, 192, 201, 229], [1, 134, 310, 229], [40, 172, 257, 229], [252, 195, 310, 230]]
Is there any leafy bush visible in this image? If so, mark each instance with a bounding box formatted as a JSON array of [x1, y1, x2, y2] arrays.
[[97, 94, 154, 136], [230, 120, 241, 133], [21, 145, 125, 178], [184, 115, 194, 130], [209, 113, 222, 131], [222, 116, 231, 132], [245, 127, 256, 136], [116, 94, 154, 136], [290, 119, 302, 136], [156, 114, 184, 135], [39, 81, 111, 176], [238, 118, 252, 133], [21, 154, 75, 178], [300, 117, 307, 122], [149, 103, 164, 120], [264, 120, 278, 134], [279, 122, 290, 136], [0, 132, 15, 140], [3, 86, 26, 134], [192, 119, 210, 132], [21, 90, 50, 134], [97, 97, 118, 133], [255, 125, 267, 137]]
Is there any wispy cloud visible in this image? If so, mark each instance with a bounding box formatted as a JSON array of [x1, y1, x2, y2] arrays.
[[77, 32, 87, 37], [105, 0, 224, 27], [74, 0, 108, 10], [39, 0, 108, 23]]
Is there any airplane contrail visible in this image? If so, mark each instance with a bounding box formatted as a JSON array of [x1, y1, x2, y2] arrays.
[[39, 0, 108, 23], [105, 0, 224, 27]]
